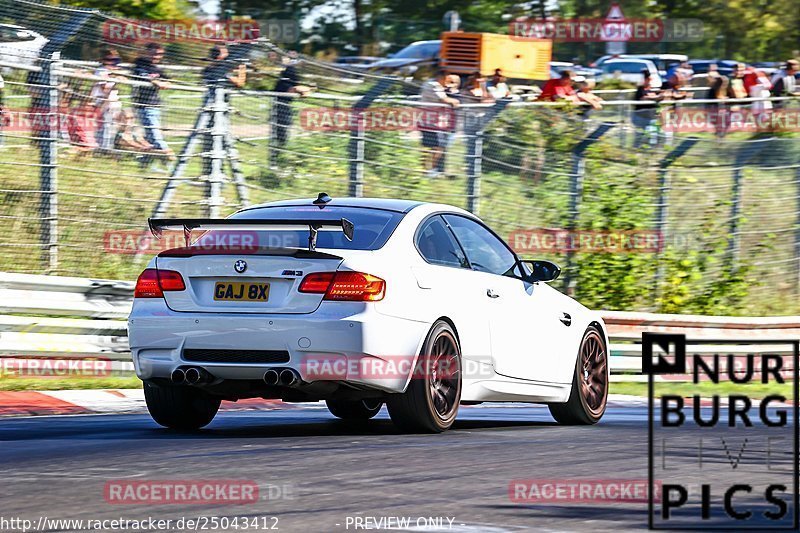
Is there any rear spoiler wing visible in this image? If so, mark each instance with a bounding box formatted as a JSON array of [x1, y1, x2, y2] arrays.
[[148, 217, 354, 251]]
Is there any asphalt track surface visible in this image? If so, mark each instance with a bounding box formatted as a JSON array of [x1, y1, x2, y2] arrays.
[[0, 403, 794, 532]]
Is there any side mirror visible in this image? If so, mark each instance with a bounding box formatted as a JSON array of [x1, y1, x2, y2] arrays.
[[519, 259, 561, 283]]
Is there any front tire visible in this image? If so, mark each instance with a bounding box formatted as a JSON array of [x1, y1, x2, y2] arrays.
[[143, 382, 221, 430], [326, 399, 383, 420], [386, 320, 462, 433], [549, 326, 608, 425]]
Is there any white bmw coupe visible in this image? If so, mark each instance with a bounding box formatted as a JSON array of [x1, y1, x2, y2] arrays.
[[128, 195, 609, 432]]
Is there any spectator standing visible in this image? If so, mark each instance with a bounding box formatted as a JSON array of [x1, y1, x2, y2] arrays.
[[576, 79, 603, 114], [770, 60, 799, 107], [270, 56, 312, 162], [706, 71, 730, 137], [434, 74, 461, 175], [91, 48, 122, 152], [131, 43, 172, 161], [418, 70, 459, 178], [463, 71, 494, 103], [201, 44, 247, 175], [728, 63, 748, 99], [632, 69, 662, 147], [538, 71, 579, 103], [488, 69, 512, 99], [745, 69, 772, 117]]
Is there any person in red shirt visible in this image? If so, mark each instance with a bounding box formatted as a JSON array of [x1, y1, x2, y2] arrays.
[[538, 70, 579, 103]]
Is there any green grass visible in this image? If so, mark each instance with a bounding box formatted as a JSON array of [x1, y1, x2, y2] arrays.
[[0, 374, 141, 391]]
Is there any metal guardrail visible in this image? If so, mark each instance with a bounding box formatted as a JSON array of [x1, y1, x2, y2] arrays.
[[1, 274, 797, 382]]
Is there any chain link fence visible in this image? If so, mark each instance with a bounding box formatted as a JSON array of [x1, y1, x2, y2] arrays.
[[1, 0, 800, 315]]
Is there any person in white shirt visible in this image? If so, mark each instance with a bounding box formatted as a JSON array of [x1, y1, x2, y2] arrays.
[[770, 60, 799, 107], [419, 70, 459, 178], [91, 49, 122, 152]]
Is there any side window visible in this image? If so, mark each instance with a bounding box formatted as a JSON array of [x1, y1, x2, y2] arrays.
[[443, 215, 517, 276], [416, 216, 468, 268]]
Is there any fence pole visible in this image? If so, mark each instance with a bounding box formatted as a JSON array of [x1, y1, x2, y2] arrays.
[[796, 164, 800, 290], [562, 122, 615, 295], [463, 100, 511, 214], [466, 128, 483, 214], [653, 138, 698, 300], [349, 118, 365, 197], [347, 78, 396, 197], [207, 87, 226, 217], [727, 138, 768, 267], [40, 51, 62, 274]]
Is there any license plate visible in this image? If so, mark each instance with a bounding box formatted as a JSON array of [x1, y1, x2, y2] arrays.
[[214, 282, 270, 301]]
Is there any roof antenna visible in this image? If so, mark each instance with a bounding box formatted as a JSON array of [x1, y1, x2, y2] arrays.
[[313, 192, 332, 209]]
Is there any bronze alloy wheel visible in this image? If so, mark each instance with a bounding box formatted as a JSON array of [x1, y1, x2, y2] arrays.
[[549, 326, 608, 425], [386, 320, 462, 433], [579, 328, 608, 418], [427, 330, 461, 420]]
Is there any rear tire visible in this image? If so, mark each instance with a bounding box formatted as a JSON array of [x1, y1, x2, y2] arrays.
[[143, 382, 221, 430], [326, 399, 383, 420], [549, 326, 608, 425], [386, 320, 462, 433]]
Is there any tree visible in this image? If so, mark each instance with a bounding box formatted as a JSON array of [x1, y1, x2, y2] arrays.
[[52, 0, 194, 19]]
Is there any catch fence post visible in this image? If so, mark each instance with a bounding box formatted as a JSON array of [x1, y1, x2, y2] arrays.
[[40, 51, 62, 273], [207, 87, 226, 217], [562, 123, 615, 296]]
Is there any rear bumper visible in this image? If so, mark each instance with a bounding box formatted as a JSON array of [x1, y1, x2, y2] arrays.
[[127, 300, 429, 393]]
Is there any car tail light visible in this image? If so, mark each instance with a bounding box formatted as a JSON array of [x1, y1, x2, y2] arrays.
[[298, 272, 335, 294], [298, 271, 385, 301], [134, 268, 186, 298]]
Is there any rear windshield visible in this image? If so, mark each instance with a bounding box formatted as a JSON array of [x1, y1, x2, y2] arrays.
[[216, 205, 405, 251]]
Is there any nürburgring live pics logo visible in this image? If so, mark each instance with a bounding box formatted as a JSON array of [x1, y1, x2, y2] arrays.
[[645, 333, 799, 529]]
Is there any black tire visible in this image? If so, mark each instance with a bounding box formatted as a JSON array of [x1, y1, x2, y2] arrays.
[[143, 382, 221, 430], [549, 326, 608, 425], [326, 399, 383, 420], [386, 320, 462, 433]]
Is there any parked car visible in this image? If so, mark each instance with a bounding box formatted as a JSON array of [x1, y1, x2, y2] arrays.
[[130, 195, 610, 433], [593, 53, 687, 77], [600, 58, 662, 88], [688, 59, 739, 77], [351, 40, 440, 75], [550, 61, 596, 81], [0, 24, 47, 67], [335, 56, 381, 67]]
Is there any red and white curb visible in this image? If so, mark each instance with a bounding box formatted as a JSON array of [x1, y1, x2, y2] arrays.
[[0, 391, 656, 418], [0, 389, 327, 417]]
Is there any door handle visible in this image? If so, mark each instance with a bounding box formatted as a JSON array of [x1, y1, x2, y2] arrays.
[[486, 289, 500, 299], [560, 312, 572, 326]]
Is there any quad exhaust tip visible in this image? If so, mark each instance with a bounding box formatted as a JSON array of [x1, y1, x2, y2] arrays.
[[170, 368, 186, 385], [263, 369, 280, 386], [263, 368, 301, 387], [279, 368, 300, 386], [185, 367, 202, 385], [170, 366, 212, 385]]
